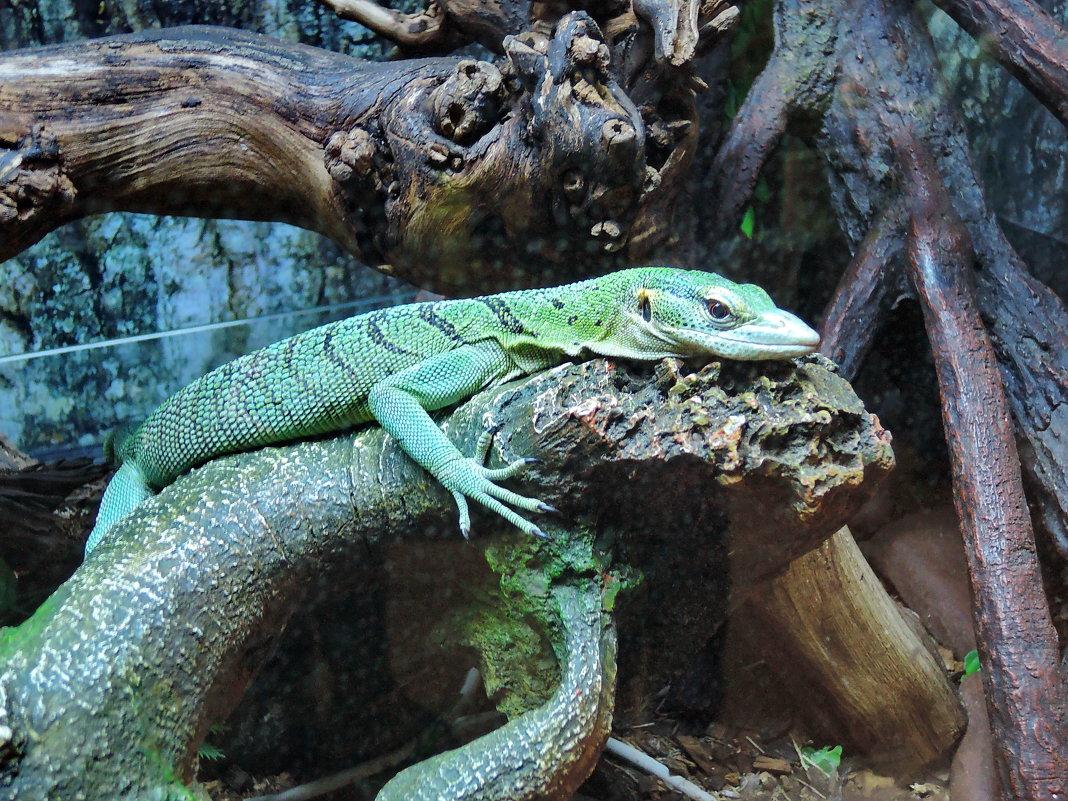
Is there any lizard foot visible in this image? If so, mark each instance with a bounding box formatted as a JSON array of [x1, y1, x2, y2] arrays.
[[444, 455, 552, 540]]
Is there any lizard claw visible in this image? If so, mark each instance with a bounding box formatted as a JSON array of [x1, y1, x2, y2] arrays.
[[452, 491, 472, 540], [442, 457, 558, 541]]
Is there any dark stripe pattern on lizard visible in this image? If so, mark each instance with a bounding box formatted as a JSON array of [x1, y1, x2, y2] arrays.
[[86, 266, 820, 553]]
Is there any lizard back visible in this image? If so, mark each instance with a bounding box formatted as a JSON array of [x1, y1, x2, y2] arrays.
[[122, 298, 514, 487]]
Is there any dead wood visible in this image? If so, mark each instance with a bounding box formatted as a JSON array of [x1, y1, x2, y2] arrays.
[[931, 0, 1068, 128], [0, 15, 705, 294], [2, 0, 1065, 790], [317, 0, 740, 68], [704, 0, 839, 241], [0, 357, 892, 798], [734, 527, 965, 772]]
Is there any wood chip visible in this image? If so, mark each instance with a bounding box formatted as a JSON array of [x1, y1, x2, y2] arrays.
[[676, 735, 719, 776], [752, 755, 793, 775]]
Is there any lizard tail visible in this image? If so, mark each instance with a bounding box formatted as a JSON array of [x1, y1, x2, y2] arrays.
[[85, 461, 154, 554]]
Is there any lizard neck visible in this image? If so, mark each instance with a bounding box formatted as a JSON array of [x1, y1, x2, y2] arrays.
[[486, 278, 626, 367]]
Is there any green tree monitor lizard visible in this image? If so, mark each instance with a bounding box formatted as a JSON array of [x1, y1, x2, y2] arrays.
[[85, 267, 820, 553]]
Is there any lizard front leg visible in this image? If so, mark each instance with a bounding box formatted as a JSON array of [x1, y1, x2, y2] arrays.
[[367, 341, 553, 538]]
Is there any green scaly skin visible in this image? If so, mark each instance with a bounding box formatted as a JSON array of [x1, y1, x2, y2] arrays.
[[378, 580, 615, 801], [86, 266, 820, 553]]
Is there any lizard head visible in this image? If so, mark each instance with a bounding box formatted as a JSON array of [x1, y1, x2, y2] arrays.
[[591, 267, 821, 361]]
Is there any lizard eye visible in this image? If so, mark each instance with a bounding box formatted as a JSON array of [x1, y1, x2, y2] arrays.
[[707, 299, 734, 322], [638, 295, 652, 322]]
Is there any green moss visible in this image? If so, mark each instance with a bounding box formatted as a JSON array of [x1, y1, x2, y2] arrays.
[[457, 593, 557, 718], [0, 589, 65, 659], [460, 526, 638, 718]]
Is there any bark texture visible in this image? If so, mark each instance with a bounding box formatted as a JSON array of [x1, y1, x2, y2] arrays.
[[698, 1, 1068, 794], [0, 356, 894, 799]]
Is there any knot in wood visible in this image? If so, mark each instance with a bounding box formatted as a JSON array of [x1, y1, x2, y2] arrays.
[[561, 169, 587, 204], [324, 127, 376, 186], [567, 35, 610, 75], [590, 220, 626, 252], [431, 60, 505, 145], [601, 119, 637, 150], [548, 11, 607, 85], [427, 143, 450, 167], [599, 119, 642, 174]]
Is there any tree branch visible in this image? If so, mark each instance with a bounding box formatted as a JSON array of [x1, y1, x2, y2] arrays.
[[818, 199, 907, 380], [895, 132, 1068, 800], [705, 0, 839, 238], [0, 356, 893, 798], [0, 18, 691, 294], [764, 0, 1068, 788], [317, 0, 463, 52], [820, 0, 1068, 557], [0, 26, 441, 264], [931, 0, 1068, 128]]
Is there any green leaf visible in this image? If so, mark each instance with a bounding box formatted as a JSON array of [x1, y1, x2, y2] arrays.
[[740, 206, 756, 239], [963, 649, 981, 678], [724, 83, 739, 120], [197, 743, 225, 761], [801, 744, 842, 775]]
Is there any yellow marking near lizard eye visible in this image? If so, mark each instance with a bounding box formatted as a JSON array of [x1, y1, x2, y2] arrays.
[[636, 287, 654, 322]]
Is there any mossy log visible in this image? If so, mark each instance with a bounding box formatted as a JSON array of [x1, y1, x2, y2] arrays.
[[0, 356, 919, 799]]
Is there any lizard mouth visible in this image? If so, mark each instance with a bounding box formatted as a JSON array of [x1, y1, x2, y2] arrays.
[[691, 309, 821, 360]]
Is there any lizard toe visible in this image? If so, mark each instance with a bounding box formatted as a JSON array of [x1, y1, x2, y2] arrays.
[[452, 490, 472, 540], [478, 457, 533, 481], [472, 493, 541, 537], [482, 482, 545, 513]]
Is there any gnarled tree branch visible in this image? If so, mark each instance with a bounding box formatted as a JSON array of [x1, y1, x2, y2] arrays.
[[0, 17, 694, 294], [0, 356, 895, 799]]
